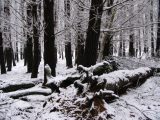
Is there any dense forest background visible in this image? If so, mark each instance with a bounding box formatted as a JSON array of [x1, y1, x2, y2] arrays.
[[0, 0, 160, 120], [0, 0, 160, 77]]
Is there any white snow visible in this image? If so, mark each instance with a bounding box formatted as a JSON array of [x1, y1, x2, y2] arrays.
[[99, 67, 151, 84]]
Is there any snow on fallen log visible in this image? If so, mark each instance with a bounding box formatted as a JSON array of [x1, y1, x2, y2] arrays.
[[44, 64, 81, 92], [0, 78, 43, 92], [0, 82, 35, 92], [4, 87, 52, 99], [45, 74, 81, 92], [94, 67, 154, 94], [74, 67, 154, 95], [77, 60, 119, 76]]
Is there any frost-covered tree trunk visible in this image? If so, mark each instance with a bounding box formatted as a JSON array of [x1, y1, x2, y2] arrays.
[[83, 0, 104, 67], [101, 0, 114, 60], [44, 0, 56, 77]]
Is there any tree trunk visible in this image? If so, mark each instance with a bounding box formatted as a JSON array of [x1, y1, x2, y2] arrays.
[[44, 0, 56, 77], [26, 4, 33, 73], [150, 0, 154, 57], [75, 4, 84, 66], [6, 48, 12, 71], [20, 45, 23, 60], [83, 0, 103, 67], [102, 0, 114, 59], [64, 0, 73, 68], [65, 42, 73, 68], [129, 34, 135, 57], [31, 0, 41, 78], [15, 42, 19, 62], [156, 0, 160, 57], [24, 45, 27, 66], [75, 40, 84, 66], [0, 32, 6, 74], [12, 47, 16, 66]]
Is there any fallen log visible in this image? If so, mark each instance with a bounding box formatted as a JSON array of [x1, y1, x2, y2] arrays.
[[77, 60, 119, 76], [4, 87, 52, 99], [0, 81, 39, 92], [74, 67, 154, 95], [91, 67, 154, 94]]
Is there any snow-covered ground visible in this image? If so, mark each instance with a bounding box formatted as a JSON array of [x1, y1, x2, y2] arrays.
[[0, 58, 160, 120], [111, 76, 160, 120]]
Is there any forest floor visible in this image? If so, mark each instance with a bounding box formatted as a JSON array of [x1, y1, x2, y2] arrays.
[[0, 57, 160, 120]]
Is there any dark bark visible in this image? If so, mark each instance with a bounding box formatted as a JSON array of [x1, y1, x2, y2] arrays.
[[103, 33, 113, 57], [24, 45, 27, 66], [75, 6, 84, 66], [123, 39, 126, 57], [44, 0, 56, 77], [129, 34, 135, 57], [26, 37, 33, 72], [65, 42, 73, 68], [102, 0, 114, 58], [83, 0, 103, 67], [5, 47, 12, 71], [156, 0, 160, 57], [12, 48, 16, 66], [75, 41, 84, 66], [0, 32, 6, 74], [1, 83, 35, 92], [15, 42, 19, 62], [64, 0, 73, 68], [20, 45, 23, 60], [26, 4, 33, 73], [31, 0, 41, 78], [150, 0, 154, 57]]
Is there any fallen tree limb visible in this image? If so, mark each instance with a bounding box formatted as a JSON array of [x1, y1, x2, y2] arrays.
[[4, 87, 52, 99]]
